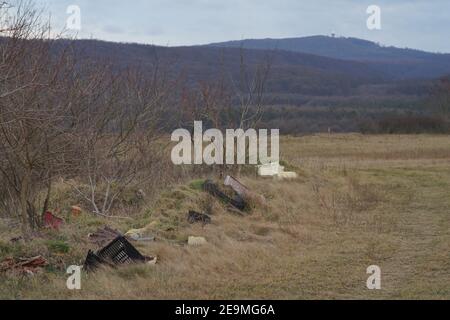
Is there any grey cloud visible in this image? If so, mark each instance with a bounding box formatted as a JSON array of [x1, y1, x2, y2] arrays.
[[35, 0, 450, 52], [102, 25, 125, 35]]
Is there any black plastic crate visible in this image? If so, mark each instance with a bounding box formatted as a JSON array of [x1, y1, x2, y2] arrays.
[[83, 250, 109, 271], [84, 236, 148, 271], [97, 236, 147, 265]]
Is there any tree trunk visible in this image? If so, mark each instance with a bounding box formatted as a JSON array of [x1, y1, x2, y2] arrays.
[[41, 178, 52, 226], [20, 172, 31, 240]]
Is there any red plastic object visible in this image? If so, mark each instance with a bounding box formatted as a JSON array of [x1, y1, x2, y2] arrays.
[[43, 211, 64, 230]]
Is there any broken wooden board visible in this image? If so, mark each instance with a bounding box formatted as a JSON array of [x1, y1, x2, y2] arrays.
[[224, 175, 266, 204], [88, 226, 122, 247], [187, 211, 211, 225], [0, 256, 48, 274], [203, 180, 246, 211]]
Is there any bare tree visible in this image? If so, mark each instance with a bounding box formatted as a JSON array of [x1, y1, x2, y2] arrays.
[[234, 47, 273, 131], [0, 1, 177, 235], [66, 61, 175, 217], [179, 48, 273, 177], [0, 1, 78, 237], [181, 48, 273, 132]]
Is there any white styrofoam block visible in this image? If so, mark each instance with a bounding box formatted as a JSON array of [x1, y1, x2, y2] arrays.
[[276, 171, 298, 179], [258, 162, 283, 176], [188, 236, 207, 246]]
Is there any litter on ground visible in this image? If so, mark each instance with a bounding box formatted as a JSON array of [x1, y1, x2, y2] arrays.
[[10, 236, 23, 243], [43, 211, 64, 230], [257, 162, 298, 179], [125, 225, 156, 242], [187, 211, 211, 225], [0, 256, 48, 275], [276, 171, 299, 180], [71, 205, 82, 217], [84, 236, 156, 272], [188, 236, 207, 246], [258, 162, 282, 176], [88, 226, 122, 247], [203, 180, 246, 211], [2, 174, 270, 277], [224, 175, 266, 203], [89, 225, 156, 245]]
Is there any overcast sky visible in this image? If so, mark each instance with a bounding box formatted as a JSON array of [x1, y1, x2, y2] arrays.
[[36, 0, 450, 53]]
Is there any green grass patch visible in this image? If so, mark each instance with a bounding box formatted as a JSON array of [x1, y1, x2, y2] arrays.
[[189, 179, 206, 191], [45, 240, 70, 254]]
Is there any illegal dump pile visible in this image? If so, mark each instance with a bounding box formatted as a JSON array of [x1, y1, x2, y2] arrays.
[[79, 175, 266, 271], [0, 256, 47, 276], [1, 172, 289, 280], [84, 236, 157, 271]]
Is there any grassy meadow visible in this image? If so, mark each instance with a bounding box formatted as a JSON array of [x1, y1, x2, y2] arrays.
[[0, 134, 449, 299]]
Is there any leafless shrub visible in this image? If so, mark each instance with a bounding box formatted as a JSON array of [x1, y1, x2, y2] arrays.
[[0, 1, 177, 236], [66, 65, 176, 217], [0, 1, 79, 237], [178, 48, 274, 177]]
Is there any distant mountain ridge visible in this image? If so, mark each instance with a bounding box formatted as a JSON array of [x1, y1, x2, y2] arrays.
[[208, 36, 450, 79], [63, 38, 389, 96], [208, 35, 448, 61], [38, 36, 447, 133], [35, 35, 448, 97]]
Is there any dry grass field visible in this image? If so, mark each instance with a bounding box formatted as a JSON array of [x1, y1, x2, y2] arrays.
[[1, 134, 449, 299]]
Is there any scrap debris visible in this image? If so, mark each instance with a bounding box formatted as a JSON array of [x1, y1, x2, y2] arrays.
[[203, 180, 246, 211], [0, 256, 48, 275], [125, 226, 156, 242], [187, 211, 211, 225], [88, 226, 122, 247], [84, 236, 156, 272], [258, 162, 282, 176], [0, 171, 276, 280], [10, 236, 23, 243], [276, 171, 298, 179], [258, 161, 298, 179], [43, 211, 64, 230], [89, 225, 155, 245], [224, 175, 266, 204], [71, 205, 82, 217], [188, 236, 207, 246]]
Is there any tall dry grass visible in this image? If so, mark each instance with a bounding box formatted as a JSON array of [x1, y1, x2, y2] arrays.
[[1, 134, 449, 299]]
